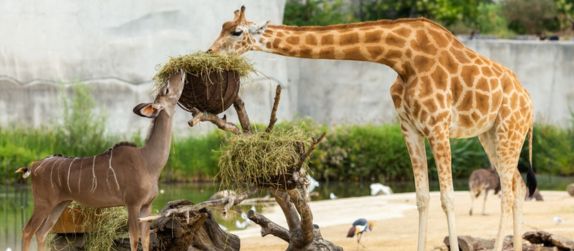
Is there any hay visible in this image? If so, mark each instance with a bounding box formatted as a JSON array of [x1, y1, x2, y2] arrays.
[[49, 203, 128, 251], [217, 128, 312, 191], [154, 52, 253, 90]]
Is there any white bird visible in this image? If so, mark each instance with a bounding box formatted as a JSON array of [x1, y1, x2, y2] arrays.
[[6, 248, 13, 251], [370, 183, 393, 196], [159, 189, 165, 194], [329, 192, 337, 200], [553, 216, 563, 225], [235, 212, 250, 229], [307, 175, 320, 193]]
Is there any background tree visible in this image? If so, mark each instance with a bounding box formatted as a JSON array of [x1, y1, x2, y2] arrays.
[[501, 0, 560, 35]]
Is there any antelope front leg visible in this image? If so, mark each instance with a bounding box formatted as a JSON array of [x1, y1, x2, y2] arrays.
[[127, 205, 143, 251], [140, 204, 152, 251], [428, 134, 459, 251]]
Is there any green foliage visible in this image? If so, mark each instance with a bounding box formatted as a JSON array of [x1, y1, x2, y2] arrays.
[[0, 84, 114, 184], [284, 0, 356, 26], [475, 2, 514, 37], [166, 132, 224, 182], [532, 123, 574, 175], [555, 0, 574, 31], [501, 0, 560, 34], [57, 84, 113, 156]]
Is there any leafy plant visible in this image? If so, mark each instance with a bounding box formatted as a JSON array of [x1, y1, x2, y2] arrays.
[[284, 0, 356, 26]]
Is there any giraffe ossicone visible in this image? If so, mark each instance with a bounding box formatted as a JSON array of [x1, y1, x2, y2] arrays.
[[208, 6, 536, 251]]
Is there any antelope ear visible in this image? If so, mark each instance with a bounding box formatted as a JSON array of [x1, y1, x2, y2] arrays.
[[133, 103, 159, 118]]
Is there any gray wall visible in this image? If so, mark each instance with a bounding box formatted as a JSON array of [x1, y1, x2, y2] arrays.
[[1, 1, 573, 136], [0, 0, 289, 136]]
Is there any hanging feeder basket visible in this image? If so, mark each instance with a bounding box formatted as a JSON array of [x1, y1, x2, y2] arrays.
[[179, 71, 240, 114], [154, 52, 253, 114]]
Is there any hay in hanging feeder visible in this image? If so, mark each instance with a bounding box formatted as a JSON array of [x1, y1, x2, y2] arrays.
[[218, 128, 312, 191], [154, 52, 254, 114]]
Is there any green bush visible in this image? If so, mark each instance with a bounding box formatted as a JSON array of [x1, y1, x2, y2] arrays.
[[284, 0, 355, 26], [165, 132, 224, 182], [475, 3, 514, 37]]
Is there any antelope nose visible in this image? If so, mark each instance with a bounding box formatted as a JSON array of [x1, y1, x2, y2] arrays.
[[206, 49, 213, 53]]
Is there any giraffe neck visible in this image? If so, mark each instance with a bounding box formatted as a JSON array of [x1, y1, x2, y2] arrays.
[[255, 20, 425, 77]]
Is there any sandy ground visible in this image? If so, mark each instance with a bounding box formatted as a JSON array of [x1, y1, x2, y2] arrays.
[[233, 191, 574, 251]]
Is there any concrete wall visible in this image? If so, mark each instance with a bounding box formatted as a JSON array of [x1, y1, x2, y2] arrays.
[[1, 1, 573, 136], [0, 0, 289, 136]]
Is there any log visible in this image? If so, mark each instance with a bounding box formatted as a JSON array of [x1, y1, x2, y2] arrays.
[[523, 231, 574, 250], [442, 232, 574, 251], [149, 200, 240, 251]]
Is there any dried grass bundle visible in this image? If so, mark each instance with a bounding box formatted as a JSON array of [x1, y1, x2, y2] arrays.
[[218, 128, 312, 191]]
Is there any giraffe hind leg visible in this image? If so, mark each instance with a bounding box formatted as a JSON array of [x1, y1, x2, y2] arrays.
[[428, 133, 459, 251]]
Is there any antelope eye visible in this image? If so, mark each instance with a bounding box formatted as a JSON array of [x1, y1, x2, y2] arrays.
[[231, 30, 243, 36]]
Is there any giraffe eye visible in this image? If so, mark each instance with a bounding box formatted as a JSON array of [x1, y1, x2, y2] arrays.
[[231, 30, 243, 36]]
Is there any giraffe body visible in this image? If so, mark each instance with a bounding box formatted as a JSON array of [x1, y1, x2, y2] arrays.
[[208, 7, 536, 251]]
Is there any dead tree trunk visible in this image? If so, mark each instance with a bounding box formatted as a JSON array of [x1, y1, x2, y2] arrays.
[[139, 194, 247, 251], [191, 85, 342, 251]]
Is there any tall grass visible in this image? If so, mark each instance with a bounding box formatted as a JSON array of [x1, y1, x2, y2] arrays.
[[1, 84, 116, 184]]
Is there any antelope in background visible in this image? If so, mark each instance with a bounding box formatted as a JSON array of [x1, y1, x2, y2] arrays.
[[468, 167, 500, 216], [17, 71, 186, 251]]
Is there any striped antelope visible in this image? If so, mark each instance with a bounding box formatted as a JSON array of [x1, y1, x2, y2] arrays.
[[17, 71, 186, 251]]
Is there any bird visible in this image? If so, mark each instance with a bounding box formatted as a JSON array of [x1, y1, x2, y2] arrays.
[[329, 192, 337, 200], [369, 183, 393, 196], [307, 175, 320, 193], [235, 212, 250, 229], [347, 218, 374, 246], [553, 216, 563, 225]]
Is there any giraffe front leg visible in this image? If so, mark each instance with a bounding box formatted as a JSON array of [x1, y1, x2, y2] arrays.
[[400, 127, 430, 251], [428, 134, 459, 251]]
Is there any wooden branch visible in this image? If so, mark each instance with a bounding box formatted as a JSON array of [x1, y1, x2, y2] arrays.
[[271, 189, 300, 230], [247, 210, 291, 242], [188, 107, 241, 134], [523, 231, 574, 250], [287, 188, 315, 246], [233, 97, 252, 133], [266, 85, 282, 133], [140, 195, 246, 223]]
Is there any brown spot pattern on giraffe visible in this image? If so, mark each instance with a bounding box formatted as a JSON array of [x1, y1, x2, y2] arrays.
[[340, 32, 359, 45], [364, 30, 383, 43], [321, 34, 334, 45]]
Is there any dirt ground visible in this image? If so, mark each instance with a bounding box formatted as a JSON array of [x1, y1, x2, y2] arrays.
[[235, 191, 574, 251]]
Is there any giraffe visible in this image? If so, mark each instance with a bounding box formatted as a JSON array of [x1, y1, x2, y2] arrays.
[[207, 6, 537, 251]]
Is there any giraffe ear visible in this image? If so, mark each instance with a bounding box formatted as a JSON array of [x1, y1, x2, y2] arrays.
[[133, 103, 159, 118]]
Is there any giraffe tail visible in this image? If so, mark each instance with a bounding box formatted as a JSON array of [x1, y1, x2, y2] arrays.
[[525, 125, 537, 198]]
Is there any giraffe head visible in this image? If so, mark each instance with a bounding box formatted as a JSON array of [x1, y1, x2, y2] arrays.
[[207, 6, 269, 54]]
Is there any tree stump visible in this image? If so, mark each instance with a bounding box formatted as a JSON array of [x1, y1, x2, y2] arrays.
[[139, 194, 247, 251]]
